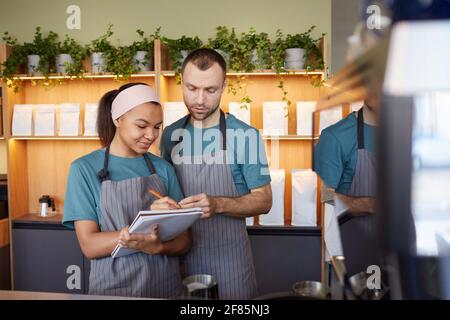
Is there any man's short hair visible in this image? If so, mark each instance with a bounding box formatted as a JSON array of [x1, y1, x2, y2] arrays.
[[181, 48, 227, 78]]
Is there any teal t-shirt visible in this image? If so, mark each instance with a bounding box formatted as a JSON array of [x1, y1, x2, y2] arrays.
[[62, 149, 184, 229], [314, 112, 375, 195], [160, 113, 271, 196]]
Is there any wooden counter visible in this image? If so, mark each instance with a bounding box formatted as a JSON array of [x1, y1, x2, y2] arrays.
[[0, 290, 155, 300]]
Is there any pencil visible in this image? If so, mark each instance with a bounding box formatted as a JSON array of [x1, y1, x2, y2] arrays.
[[148, 188, 163, 199], [148, 188, 181, 209]]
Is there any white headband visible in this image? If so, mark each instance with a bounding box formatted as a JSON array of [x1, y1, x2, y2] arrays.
[[111, 84, 160, 120]]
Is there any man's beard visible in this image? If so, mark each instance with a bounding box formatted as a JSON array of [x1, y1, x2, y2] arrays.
[[189, 104, 220, 121]]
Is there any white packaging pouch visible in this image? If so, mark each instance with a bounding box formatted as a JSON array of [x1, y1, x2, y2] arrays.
[[259, 169, 285, 226], [229, 102, 251, 125], [59, 103, 80, 136], [34, 104, 56, 136], [262, 101, 288, 136], [319, 106, 342, 134], [291, 169, 318, 226], [350, 101, 364, 113], [296, 101, 316, 136], [84, 103, 99, 136], [12, 104, 33, 136], [324, 202, 344, 261], [246, 217, 254, 226], [163, 102, 187, 128]]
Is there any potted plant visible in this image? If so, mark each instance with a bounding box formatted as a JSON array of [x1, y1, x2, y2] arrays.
[[21, 27, 59, 77], [161, 35, 203, 84], [271, 29, 291, 107], [129, 28, 161, 72], [283, 26, 325, 71], [224, 27, 272, 109], [56, 35, 87, 77], [238, 27, 272, 71], [86, 24, 114, 73], [106, 45, 137, 80], [163, 35, 203, 72], [207, 26, 238, 69], [1, 32, 26, 91]]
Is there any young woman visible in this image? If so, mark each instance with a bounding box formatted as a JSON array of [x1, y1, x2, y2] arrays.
[[63, 83, 191, 298]]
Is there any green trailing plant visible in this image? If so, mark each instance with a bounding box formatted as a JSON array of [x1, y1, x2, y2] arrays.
[[1, 31, 19, 47], [289, 26, 325, 88], [277, 76, 291, 111], [1, 24, 325, 96], [129, 27, 161, 71], [87, 24, 114, 54], [208, 26, 253, 108], [22, 27, 59, 76], [270, 27, 326, 107], [238, 27, 272, 71], [1, 28, 60, 91], [86, 24, 133, 79], [57, 35, 87, 77], [86, 24, 117, 75], [272, 29, 287, 73], [284, 25, 325, 71], [163, 35, 203, 72], [227, 74, 253, 109], [1, 32, 25, 91], [162, 35, 203, 83], [106, 45, 137, 80], [207, 26, 238, 69], [227, 27, 273, 109], [271, 29, 291, 108]]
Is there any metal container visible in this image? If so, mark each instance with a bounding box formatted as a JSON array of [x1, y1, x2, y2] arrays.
[[182, 274, 219, 300], [349, 271, 368, 296], [348, 271, 387, 300], [292, 281, 330, 300]]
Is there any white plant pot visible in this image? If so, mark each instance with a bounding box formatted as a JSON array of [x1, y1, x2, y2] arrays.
[[284, 48, 306, 70], [251, 49, 265, 69], [133, 51, 152, 71], [178, 50, 189, 66], [251, 49, 259, 64], [27, 55, 42, 75], [91, 52, 106, 73], [56, 54, 74, 74], [214, 49, 230, 67], [285, 60, 306, 70], [285, 48, 306, 61]]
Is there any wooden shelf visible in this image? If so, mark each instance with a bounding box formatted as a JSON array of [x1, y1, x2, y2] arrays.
[[9, 71, 156, 81], [161, 70, 325, 77], [10, 136, 100, 141], [262, 135, 319, 141]]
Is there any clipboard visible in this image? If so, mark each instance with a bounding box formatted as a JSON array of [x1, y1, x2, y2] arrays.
[[111, 207, 202, 258]]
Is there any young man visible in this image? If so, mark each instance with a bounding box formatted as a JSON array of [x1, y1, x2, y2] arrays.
[[315, 102, 377, 211], [160, 48, 272, 299]]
